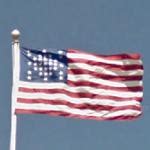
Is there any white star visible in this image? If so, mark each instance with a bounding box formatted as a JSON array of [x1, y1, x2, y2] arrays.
[[27, 70, 32, 75], [59, 71, 63, 75], [34, 67, 38, 71], [39, 72, 43, 76], [27, 53, 32, 57], [27, 76, 32, 80], [38, 55, 42, 61], [49, 58, 52, 62], [44, 72, 48, 76], [33, 63, 37, 66], [53, 62, 58, 67], [27, 61, 32, 66], [49, 61, 53, 66], [27, 50, 32, 57], [43, 77, 48, 81], [59, 63, 64, 68], [53, 66, 58, 71], [49, 72, 52, 76], [44, 61, 48, 65], [42, 49, 47, 53], [49, 67, 52, 70], [59, 76, 63, 80], [27, 50, 30, 53], [53, 59, 58, 63], [58, 50, 64, 55], [39, 67, 43, 71], [43, 56, 48, 62], [33, 56, 37, 61]]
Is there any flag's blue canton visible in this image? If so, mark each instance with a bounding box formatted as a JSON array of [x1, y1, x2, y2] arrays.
[[20, 47, 68, 83]]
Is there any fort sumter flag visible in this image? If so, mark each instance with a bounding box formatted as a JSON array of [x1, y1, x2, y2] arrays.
[[13, 47, 144, 120]]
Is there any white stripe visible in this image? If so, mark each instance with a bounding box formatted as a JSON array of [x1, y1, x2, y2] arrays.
[[67, 53, 143, 65], [18, 92, 141, 107], [68, 74, 143, 87], [16, 103, 141, 117], [18, 81, 67, 88], [18, 81, 143, 98], [18, 76, 143, 89], [68, 63, 143, 76]]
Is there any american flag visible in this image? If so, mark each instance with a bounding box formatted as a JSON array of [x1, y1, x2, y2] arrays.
[[13, 47, 144, 120]]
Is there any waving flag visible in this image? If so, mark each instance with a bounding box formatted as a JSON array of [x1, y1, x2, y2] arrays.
[[13, 47, 144, 120]]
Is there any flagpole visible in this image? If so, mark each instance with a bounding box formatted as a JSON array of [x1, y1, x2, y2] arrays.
[[10, 29, 20, 150]]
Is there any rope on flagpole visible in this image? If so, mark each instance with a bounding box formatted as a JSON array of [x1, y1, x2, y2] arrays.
[[10, 29, 20, 150]]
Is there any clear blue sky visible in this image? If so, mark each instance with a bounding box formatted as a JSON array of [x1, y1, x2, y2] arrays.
[[0, 0, 149, 150]]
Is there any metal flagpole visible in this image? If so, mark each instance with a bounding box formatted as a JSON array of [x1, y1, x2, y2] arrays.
[[10, 29, 20, 150]]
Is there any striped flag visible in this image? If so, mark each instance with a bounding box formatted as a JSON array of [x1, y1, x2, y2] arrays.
[[13, 47, 144, 121]]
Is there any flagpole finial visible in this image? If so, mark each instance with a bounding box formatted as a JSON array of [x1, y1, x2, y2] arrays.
[[11, 29, 20, 43]]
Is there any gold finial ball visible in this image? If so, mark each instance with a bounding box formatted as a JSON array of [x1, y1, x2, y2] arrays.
[[11, 29, 20, 41]]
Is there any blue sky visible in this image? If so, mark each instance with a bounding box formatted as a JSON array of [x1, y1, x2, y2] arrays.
[[0, 0, 149, 150]]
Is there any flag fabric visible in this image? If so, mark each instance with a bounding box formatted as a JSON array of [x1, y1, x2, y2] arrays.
[[13, 47, 144, 121]]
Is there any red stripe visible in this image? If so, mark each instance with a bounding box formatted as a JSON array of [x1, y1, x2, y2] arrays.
[[69, 58, 143, 70], [15, 109, 142, 121], [17, 98, 141, 111], [68, 49, 141, 60], [67, 80, 143, 92], [68, 69, 142, 81], [19, 87, 143, 102]]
